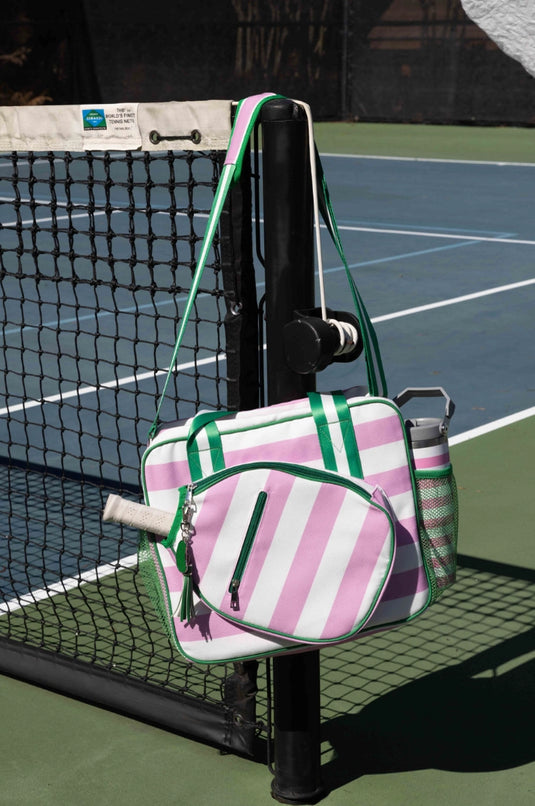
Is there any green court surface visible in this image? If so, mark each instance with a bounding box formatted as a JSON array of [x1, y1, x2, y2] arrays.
[[1, 122, 534, 805], [1, 417, 534, 806], [314, 121, 535, 162]]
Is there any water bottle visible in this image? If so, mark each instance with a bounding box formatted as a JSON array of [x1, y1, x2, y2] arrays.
[[393, 387, 454, 472]]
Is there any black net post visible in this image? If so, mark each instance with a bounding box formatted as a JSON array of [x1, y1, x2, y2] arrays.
[[261, 98, 324, 804]]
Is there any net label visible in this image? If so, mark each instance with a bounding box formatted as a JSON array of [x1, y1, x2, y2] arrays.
[[81, 104, 140, 146], [82, 109, 107, 130]]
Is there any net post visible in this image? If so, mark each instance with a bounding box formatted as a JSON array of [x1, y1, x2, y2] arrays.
[[261, 98, 324, 804]]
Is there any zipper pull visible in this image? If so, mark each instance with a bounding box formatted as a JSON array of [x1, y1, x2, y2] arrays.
[[176, 483, 196, 623], [180, 570, 194, 623], [182, 483, 196, 530], [230, 579, 240, 610]]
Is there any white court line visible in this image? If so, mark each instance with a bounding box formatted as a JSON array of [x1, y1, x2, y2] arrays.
[[449, 406, 535, 446], [0, 555, 139, 615], [337, 223, 535, 247], [321, 152, 535, 168], [2, 404, 533, 616], [2, 277, 533, 417], [372, 278, 535, 323], [0, 353, 224, 417]]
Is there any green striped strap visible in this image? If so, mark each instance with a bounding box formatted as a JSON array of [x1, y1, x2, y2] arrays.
[[308, 391, 363, 479], [186, 410, 228, 481]]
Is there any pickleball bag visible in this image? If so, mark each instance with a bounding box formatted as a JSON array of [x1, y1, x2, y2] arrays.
[[137, 94, 458, 664]]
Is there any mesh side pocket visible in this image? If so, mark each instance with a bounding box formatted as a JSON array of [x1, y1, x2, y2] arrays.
[[414, 467, 458, 602], [138, 531, 176, 644]]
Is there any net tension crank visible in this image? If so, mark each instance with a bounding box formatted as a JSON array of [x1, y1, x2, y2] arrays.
[[283, 307, 363, 374]]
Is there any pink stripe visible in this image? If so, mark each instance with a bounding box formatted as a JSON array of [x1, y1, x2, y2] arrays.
[[380, 565, 428, 602], [413, 454, 450, 470], [394, 517, 420, 546], [268, 483, 348, 635], [364, 465, 413, 497], [321, 506, 392, 638], [224, 93, 276, 165], [144, 432, 324, 492], [223, 433, 322, 469], [355, 414, 404, 451], [144, 458, 190, 492], [191, 473, 243, 576]]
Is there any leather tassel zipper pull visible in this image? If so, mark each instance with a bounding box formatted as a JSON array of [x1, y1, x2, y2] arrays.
[[175, 484, 196, 623]]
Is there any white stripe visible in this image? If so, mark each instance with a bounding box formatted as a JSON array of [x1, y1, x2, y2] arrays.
[[388, 489, 418, 523], [194, 425, 217, 477], [155, 544, 183, 616], [145, 489, 181, 512], [1, 210, 109, 228], [411, 442, 450, 462], [390, 542, 426, 575], [293, 493, 372, 637], [360, 440, 409, 476], [221, 416, 316, 454], [178, 629, 296, 662], [319, 393, 351, 475], [351, 401, 395, 424]]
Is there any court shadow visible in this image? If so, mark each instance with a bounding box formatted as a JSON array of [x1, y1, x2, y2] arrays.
[[321, 626, 535, 791]]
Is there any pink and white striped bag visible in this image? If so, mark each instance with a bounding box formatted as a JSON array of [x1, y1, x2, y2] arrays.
[[133, 95, 458, 663], [138, 388, 456, 663]]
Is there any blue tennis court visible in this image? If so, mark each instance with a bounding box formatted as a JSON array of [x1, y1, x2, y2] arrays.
[[1, 125, 534, 806], [1, 147, 534, 603], [315, 154, 535, 435]]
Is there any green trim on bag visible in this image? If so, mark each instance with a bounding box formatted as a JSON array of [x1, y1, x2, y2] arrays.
[[229, 490, 268, 606], [162, 486, 187, 548], [138, 532, 175, 642], [187, 410, 228, 480], [308, 391, 363, 479], [307, 392, 338, 471], [332, 392, 363, 479]]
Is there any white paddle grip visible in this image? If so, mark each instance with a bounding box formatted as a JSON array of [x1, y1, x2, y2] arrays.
[[103, 494, 174, 537]]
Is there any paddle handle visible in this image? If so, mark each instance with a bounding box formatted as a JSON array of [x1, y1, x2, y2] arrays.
[[103, 494, 173, 537]]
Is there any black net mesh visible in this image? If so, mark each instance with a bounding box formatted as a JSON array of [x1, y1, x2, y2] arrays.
[[0, 146, 265, 752]]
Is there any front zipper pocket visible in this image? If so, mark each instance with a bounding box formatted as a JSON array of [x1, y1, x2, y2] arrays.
[[173, 461, 397, 645], [229, 490, 268, 609]]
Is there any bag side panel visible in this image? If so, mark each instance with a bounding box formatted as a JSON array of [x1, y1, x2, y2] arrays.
[[348, 399, 431, 630]]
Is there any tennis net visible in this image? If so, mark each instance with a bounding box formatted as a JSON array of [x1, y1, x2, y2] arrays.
[[0, 100, 264, 754]]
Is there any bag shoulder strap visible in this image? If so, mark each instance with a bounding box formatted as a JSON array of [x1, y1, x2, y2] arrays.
[[148, 93, 280, 438], [312, 143, 387, 398], [149, 94, 387, 439]]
